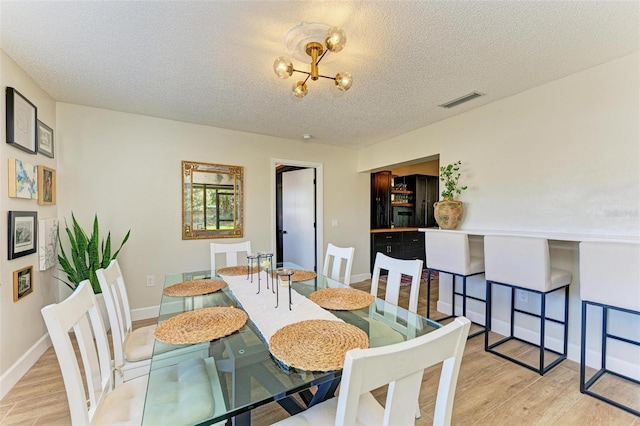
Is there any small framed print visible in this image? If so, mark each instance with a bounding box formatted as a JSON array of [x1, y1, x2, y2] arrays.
[[6, 87, 37, 154], [14, 265, 34, 302], [37, 165, 56, 205], [8, 211, 38, 260], [37, 120, 54, 158]]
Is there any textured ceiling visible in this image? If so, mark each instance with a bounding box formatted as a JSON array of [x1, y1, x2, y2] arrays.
[[1, 1, 638, 149]]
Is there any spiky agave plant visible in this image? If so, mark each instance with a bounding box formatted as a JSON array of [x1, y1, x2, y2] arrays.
[[57, 213, 130, 293]]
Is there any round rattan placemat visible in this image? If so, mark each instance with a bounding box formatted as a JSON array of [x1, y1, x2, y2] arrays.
[[269, 319, 369, 371], [309, 288, 374, 311], [216, 265, 259, 276], [163, 279, 227, 297], [273, 269, 317, 282], [153, 307, 248, 345]]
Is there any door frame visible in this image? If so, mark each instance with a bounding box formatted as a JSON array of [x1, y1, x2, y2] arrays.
[[270, 158, 324, 271]]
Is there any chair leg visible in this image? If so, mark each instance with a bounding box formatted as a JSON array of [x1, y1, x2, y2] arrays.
[[484, 281, 492, 350], [539, 292, 546, 375]]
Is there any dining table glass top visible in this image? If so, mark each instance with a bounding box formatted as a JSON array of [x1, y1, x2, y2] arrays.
[[142, 264, 440, 426]]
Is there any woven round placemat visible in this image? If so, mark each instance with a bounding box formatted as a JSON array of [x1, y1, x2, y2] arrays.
[[269, 320, 369, 371], [163, 279, 227, 297], [272, 269, 317, 282], [153, 307, 248, 345], [216, 265, 259, 276], [309, 288, 374, 311]]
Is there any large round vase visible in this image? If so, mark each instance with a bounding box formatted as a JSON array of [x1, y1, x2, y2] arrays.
[[434, 200, 464, 230]]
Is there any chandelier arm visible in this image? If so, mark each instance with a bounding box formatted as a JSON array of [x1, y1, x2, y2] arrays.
[[315, 49, 329, 66], [316, 74, 337, 81]]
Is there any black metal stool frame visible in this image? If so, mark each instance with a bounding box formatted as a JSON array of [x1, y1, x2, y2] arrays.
[[580, 300, 640, 416], [427, 267, 486, 338], [485, 281, 570, 375]]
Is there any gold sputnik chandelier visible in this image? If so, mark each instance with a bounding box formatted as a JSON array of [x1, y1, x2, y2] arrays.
[[273, 22, 353, 98]]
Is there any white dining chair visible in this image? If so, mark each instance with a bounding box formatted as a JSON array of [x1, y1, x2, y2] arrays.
[[273, 316, 471, 426], [96, 259, 157, 385], [371, 252, 423, 314], [210, 240, 252, 271], [41, 281, 223, 426], [322, 243, 355, 285]]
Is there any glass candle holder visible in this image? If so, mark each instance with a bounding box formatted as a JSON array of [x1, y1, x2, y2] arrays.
[[275, 267, 294, 310]]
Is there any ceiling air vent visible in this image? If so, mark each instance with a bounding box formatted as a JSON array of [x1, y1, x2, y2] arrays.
[[438, 91, 485, 109]]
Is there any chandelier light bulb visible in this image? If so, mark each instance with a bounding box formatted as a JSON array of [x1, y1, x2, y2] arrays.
[[325, 26, 347, 52], [292, 81, 308, 98], [335, 72, 353, 91], [273, 56, 293, 79]]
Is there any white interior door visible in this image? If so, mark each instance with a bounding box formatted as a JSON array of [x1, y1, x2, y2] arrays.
[[282, 168, 315, 270]]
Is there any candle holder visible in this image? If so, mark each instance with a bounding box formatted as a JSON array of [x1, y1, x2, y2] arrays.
[[246, 254, 260, 283], [275, 267, 294, 310], [257, 252, 274, 294]]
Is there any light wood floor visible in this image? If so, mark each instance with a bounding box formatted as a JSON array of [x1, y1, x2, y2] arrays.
[[2, 278, 638, 425]]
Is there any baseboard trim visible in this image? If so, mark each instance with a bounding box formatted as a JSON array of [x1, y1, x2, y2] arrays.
[[131, 305, 160, 321], [0, 334, 51, 400]]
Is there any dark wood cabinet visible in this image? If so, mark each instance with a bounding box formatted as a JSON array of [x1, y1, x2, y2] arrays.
[[372, 172, 438, 228], [370, 231, 426, 271], [371, 171, 392, 229]]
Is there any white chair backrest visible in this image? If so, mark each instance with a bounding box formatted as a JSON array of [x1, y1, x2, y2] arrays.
[[425, 229, 471, 274], [96, 259, 132, 370], [41, 281, 114, 425], [579, 241, 640, 312], [210, 241, 252, 271], [336, 316, 471, 425], [322, 243, 355, 285], [371, 252, 423, 313], [484, 235, 550, 290]]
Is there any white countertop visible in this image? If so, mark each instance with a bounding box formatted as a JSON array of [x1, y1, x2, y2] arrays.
[[418, 228, 640, 243]]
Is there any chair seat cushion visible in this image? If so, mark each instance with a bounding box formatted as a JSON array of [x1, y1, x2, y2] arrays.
[[144, 357, 224, 426], [124, 324, 156, 361], [548, 267, 572, 291], [273, 391, 385, 425], [95, 374, 148, 425]]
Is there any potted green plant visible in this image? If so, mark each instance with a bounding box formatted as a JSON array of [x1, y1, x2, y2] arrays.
[[434, 161, 468, 229], [57, 213, 130, 294]]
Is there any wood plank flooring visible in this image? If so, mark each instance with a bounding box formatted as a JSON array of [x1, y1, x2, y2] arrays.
[[2, 278, 638, 425]]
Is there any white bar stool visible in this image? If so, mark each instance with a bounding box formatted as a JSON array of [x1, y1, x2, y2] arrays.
[[424, 229, 485, 338], [579, 241, 640, 416], [484, 235, 571, 375]]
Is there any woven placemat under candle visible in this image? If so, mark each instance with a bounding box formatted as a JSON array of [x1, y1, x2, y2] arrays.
[[163, 279, 227, 297], [217, 265, 259, 276], [269, 320, 369, 371], [153, 307, 248, 345], [273, 269, 317, 282], [309, 288, 374, 311]]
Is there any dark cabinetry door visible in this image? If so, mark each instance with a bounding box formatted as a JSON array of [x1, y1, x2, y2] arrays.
[[412, 175, 439, 228], [371, 171, 392, 228]]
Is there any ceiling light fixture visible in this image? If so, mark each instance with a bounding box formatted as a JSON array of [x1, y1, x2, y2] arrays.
[[273, 22, 353, 98]]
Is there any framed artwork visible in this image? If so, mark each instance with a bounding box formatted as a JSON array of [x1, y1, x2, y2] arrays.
[[8, 158, 38, 200], [37, 120, 54, 158], [38, 218, 59, 270], [8, 211, 38, 260], [6, 87, 37, 154], [37, 165, 56, 205], [13, 266, 34, 302]]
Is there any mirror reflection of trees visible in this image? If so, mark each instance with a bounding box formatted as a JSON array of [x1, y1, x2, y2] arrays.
[[182, 161, 243, 239]]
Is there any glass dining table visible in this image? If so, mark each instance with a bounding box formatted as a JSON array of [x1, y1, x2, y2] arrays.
[[142, 265, 440, 426]]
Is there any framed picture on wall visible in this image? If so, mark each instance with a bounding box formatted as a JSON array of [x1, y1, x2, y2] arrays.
[[37, 120, 54, 158], [8, 158, 38, 200], [8, 211, 38, 260], [6, 87, 37, 154], [37, 165, 56, 205], [13, 265, 34, 302]]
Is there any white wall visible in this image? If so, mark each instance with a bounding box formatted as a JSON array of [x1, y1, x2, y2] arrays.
[[55, 104, 371, 315], [359, 53, 639, 237], [0, 51, 58, 396]]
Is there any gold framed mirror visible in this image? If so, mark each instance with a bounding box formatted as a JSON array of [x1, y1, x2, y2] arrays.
[[182, 161, 243, 239]]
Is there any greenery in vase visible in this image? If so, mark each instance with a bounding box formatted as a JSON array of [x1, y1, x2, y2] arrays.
[[57, 213, 130, 293], [439, 161, 468, 201]]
